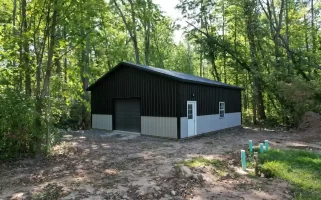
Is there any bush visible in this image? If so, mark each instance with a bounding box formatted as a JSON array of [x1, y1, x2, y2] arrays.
[[277, 79, 321, 126], [0, 88, 44, 159], [54, 100, 90, 130]]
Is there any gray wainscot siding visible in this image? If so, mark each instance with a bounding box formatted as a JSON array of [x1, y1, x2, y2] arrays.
[[141, 116, 177, 138], [180, 112, 241, 138], [92, 114, 113, 130]]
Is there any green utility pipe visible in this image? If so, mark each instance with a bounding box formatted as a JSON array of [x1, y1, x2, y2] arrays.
[[241, 149, 246, 171], [265, 140, 269, 151], [249, 140, 253, 153], [260, 143, 264, 153]]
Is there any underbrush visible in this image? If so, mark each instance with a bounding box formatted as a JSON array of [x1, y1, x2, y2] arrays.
[[0, 88, 61, 160], [259, 149, 321, 199]]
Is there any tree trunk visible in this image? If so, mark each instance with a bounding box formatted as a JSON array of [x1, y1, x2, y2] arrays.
[[144, 21, 150, 65], [252, 89, 257, 124], [78, 34, 90, 129], [245, 0, 266, 123], [63, 28, 68, 83], [311, 0, 316, 55], [285, 0, 292, 76], [243, 73, 248, 110], [187, 42, 192, 74], [234, 10, 238, 85], [200, 49, 203, 77], [128, 0, 140, 64], [12, 0, 17, 68], [143, 1, 151, 66], [83, 34, 90, 98], [222, 2, 227, 83], [21, 0, 31, 96], [12, 0, 17, 33], [41, 0, 58, 99], [304, 14, 311, 77], [311, 0, 316, 77], [256, 77, 266, 120], [211, 54, 220, 81]]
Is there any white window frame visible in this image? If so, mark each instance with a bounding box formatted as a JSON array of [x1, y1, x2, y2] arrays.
[[219, 102, 225, 118]]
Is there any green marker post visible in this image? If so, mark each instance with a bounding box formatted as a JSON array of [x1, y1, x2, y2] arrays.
[[259, 143, 264, 153], [249, 140, 253, 153], [265, 140, 269, 151], [241, 149, 246, 171]]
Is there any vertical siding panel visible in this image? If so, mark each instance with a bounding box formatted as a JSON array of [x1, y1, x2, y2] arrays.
[[178, 83, 241, 116]]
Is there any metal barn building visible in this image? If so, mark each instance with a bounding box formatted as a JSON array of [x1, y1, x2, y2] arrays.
[[86, 62, 242, 139]]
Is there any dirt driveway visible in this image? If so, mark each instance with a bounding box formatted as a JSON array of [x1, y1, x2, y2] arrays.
[[1, 127, 320, 200]]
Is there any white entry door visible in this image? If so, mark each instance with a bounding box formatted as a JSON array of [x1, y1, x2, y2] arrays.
[[187, 101, 197, 137]]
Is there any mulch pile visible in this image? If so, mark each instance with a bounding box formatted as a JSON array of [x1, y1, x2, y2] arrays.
[[298, 111, 321, 133]]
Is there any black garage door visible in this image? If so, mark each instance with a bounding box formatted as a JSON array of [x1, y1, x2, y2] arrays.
[[114, 98, 141, 132]]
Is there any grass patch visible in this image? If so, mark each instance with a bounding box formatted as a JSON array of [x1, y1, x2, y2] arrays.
[[259, 149, 321, 199], [177, 156, 223, 168], [177, 157, 233, 177]]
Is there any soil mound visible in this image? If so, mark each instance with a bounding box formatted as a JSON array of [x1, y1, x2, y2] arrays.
[[298, 111, 321, 132]]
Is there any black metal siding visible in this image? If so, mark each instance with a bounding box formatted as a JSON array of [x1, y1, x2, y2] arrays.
[[91, 66, 177, 117], [178, 83, 241, 117]]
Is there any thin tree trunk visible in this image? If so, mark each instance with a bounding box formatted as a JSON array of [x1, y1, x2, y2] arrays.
[[234, 10, 238, 85], [187, 42, 192, 74], [12, 0, 17, 68], [41, 0, 58, 99], [128, 0, 140, 64], [21, 0, 31, 96], [17, 0, 23, 90], [311, 0, 316, 54], [311, 0, 316, 77], [211, 55, 220, 81], [285, 0, 292, 76], [256, 78, 265, 120], [143, 1, 151, 66], [83, 34, 90, 98], [243, 72, 248, 110], [222, 2, 227, 83], [144, 21, 150, 65], [252, 88, 257, 124], [63, 27, 68, 83], [200, 0, 203, 77], [200, 49, 203, 77], [12, 0, 17, 33], [304, 14, 311, 77]]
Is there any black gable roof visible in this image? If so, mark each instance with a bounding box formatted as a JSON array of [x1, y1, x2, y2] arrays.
[[86, 62, 243, 91]]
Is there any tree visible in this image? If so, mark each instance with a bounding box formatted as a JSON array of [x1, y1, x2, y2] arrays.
[[179, 0, 321, 124]]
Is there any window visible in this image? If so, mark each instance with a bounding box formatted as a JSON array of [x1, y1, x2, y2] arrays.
[[219, 102, 225, 118], [188, 104, 193, 119]]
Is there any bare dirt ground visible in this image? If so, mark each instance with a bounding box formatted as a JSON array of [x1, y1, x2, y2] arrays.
[[1, 127, 320, 200]]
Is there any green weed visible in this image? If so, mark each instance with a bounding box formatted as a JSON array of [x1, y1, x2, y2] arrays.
[[259, 149, 321, 199], [177, 156, 223, 168]]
